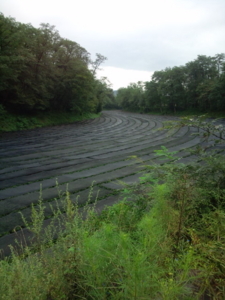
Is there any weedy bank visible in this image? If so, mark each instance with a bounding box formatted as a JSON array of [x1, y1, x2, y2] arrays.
[[0, 105, 100, 132]]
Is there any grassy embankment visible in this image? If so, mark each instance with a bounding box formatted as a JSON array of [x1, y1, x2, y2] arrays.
[[122, 107, 225, 118], [0, 116, 225, 299], [0, 107, 100, 133]]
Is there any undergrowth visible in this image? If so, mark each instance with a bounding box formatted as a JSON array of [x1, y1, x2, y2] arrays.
[[0, 108, 100, 132], [0, 116, 225, 299], [123, 107, 225, 118]]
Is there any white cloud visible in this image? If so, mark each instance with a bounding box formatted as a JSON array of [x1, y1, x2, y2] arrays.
[[1, 0, 225, 88], [97, 67, 153, 90]]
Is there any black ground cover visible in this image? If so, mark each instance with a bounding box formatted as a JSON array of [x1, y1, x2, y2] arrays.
[[0, 110, 206, 256]]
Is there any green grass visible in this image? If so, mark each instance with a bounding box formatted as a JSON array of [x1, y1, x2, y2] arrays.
[[0, 169, 224, 299], [168, 109, 225, 118], [0, 110, 101, 133], [121, 107, 225, 118]]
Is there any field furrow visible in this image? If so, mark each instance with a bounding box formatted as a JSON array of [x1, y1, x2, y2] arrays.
[[0, 110, 210, 256]]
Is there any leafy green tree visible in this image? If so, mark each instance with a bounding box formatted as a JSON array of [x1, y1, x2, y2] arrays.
[[143, 53, 225, 114], [93, 77, 116, 110], [0, 14, 106, 115], [151, 70, 170, 113], [144, 81, 160, 112], [185, 55, 218, 110], [91, 53, 107, 76], [0, 14, 33, 111], [116, 82, 144, 111]]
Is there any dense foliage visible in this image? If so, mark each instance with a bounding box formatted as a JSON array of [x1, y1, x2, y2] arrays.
[[117, 54, 225, 113], [0, 14, 115, 116]]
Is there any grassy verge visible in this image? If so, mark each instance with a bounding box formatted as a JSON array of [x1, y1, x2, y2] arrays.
[[0, 110, 101, 133], [167, 109, 225, 118], [122, 108, 225, 118]]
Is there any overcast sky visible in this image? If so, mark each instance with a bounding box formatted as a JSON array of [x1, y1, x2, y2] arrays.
[[1, 0, 225, 90]]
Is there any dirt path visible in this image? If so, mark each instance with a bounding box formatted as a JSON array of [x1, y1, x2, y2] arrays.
[[0, 110, 202, 256]]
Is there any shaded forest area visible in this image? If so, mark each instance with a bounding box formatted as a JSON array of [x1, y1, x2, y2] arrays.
[[0, 14, 115, 117], [117, 54, 225, 114]]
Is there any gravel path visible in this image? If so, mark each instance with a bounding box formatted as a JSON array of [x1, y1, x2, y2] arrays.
[[0, 110, 204, 256]]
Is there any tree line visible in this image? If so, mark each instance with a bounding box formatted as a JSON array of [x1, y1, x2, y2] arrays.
[[116, 54, 225, 113], [0, 14, 114, 115]]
